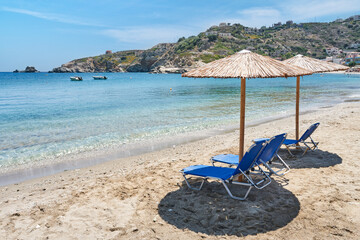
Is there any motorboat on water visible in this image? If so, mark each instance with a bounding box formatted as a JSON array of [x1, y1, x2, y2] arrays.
[[93, 76, 107, 80], [70, 76, 83, 81]]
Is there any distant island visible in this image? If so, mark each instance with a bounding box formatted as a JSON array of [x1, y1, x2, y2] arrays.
[[50, 14, 360, 73], [14, 66, 39, 73]]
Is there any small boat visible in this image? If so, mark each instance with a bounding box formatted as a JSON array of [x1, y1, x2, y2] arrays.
[[70, 76, 83, 81], [93, 76, 107, 80]]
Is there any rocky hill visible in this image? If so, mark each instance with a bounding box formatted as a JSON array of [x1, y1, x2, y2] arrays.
[[51, 15, 360, 73]]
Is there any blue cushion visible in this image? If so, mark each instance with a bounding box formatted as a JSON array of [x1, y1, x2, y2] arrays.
[[299, 123, 320, 141], [211, 141, 265, 174], [283, 139, 298, 145], [211, 154, 239, 165], [257, 133, 286, 164], [182, 165, 236, 180]]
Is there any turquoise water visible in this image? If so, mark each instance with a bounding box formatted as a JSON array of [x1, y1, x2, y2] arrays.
[[0, 72, 360, 175]]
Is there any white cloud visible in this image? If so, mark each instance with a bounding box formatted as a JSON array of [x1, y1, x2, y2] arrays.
[[223, 0, 360, 28], [237, 7, 281, 18], [101, 26, 196, 45], [281, 0, 360, 21], [227, 7, 282, 27], [1, 7, 104, 27], [2, 6, 200, 47]]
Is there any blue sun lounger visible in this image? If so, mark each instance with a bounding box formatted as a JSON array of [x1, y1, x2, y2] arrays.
[[180, 141, 271, 200], [211, 133, 290, 176], [254, 123, 320, 156]]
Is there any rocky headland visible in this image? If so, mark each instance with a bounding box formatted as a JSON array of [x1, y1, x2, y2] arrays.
[[50, 43, 203, 74]]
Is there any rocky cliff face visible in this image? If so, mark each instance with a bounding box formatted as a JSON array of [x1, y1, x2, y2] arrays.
[[50, 44, 183, 73], [127, 43, 173, 72], [51, 57, 124, 73], [50, 43, 202, 73]]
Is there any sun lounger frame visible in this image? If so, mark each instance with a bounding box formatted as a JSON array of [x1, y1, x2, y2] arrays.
[[212, 133, 290, 177], [180, 143, 272, 200], [257, 134, 290, 176], [284, 123, 320, 156]]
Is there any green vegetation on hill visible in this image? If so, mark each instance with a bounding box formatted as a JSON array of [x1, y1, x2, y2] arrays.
[[53, 16, 360, 73], [171, 18, 359, 61]]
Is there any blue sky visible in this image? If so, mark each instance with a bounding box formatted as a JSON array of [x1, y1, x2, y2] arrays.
[[0, 0, 359, 71]]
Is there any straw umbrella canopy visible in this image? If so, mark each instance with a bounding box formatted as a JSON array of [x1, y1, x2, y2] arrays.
[[283, 54, 349, 73], [182, 50, 312, 158], [283, 54, 349, 140]]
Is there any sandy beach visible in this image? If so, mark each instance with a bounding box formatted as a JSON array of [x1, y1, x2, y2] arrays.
[[0, 101, 359, 239]]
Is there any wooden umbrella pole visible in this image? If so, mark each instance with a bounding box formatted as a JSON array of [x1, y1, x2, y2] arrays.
[[239, 77, 246, 159], [237, 77, 246, 182], [296, 76, 300, 141]]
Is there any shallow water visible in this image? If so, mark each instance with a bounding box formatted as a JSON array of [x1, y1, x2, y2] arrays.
[[0, 72, 359, 177]]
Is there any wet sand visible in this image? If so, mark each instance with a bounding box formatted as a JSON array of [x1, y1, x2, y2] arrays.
[[0, 102, 359, 239]]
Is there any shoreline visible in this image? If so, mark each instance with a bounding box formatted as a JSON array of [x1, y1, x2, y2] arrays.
[[326, 70, 360, 74], [4, 70, 360, 75], [3, 72, 360, 186], [0, 102, 332, 187]]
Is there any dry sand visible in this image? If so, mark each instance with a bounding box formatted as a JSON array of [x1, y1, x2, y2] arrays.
[[0, 102, 359, 239]]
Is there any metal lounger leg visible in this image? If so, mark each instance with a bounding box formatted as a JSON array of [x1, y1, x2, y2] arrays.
[[210, 157, 215, 166], [221, 180, 252, 200], [183, 173, 252, 200], [239, 167, 272, 189], [260, 157, 289, 177], [255, 164, 272, 188], [182, 173, 206, 191], [261, 161, 274, 175], [274, 153, 291, 175], [302, 137, 319, 156], [302, 142, 311, 156], [309, 136, 319, 150], [285, 145, 295, 156]]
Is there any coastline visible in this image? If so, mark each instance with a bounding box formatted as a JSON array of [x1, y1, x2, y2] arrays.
[[0, 102, 335, 186], [326, 70, 360, 75], [2, 72, 359, 186], [1, 101, 359, 239]]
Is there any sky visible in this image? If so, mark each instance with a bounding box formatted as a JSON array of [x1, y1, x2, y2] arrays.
[[0, 0, 359, 71]]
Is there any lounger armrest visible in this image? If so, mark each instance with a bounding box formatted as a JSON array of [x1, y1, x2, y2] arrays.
[[252, 138, 269, 144]]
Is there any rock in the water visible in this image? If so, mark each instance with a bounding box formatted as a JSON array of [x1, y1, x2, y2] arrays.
[[24, 66, 39, 72], [14, 66, 39, 73]]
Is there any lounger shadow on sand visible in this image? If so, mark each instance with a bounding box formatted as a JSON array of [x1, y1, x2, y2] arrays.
[[158, 180, 300, 237], [278, 148, 342, 169]]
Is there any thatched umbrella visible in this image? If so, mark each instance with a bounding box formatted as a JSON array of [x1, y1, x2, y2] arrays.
[[283, 54, 349, 140], [182, 50, 312, 157]]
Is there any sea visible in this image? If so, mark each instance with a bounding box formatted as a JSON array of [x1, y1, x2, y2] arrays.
[[1, 72, 360, 185]]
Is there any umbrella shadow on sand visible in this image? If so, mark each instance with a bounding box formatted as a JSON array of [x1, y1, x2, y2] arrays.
[[276, 148, 342, 169], [158, 179, 300, 237]]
